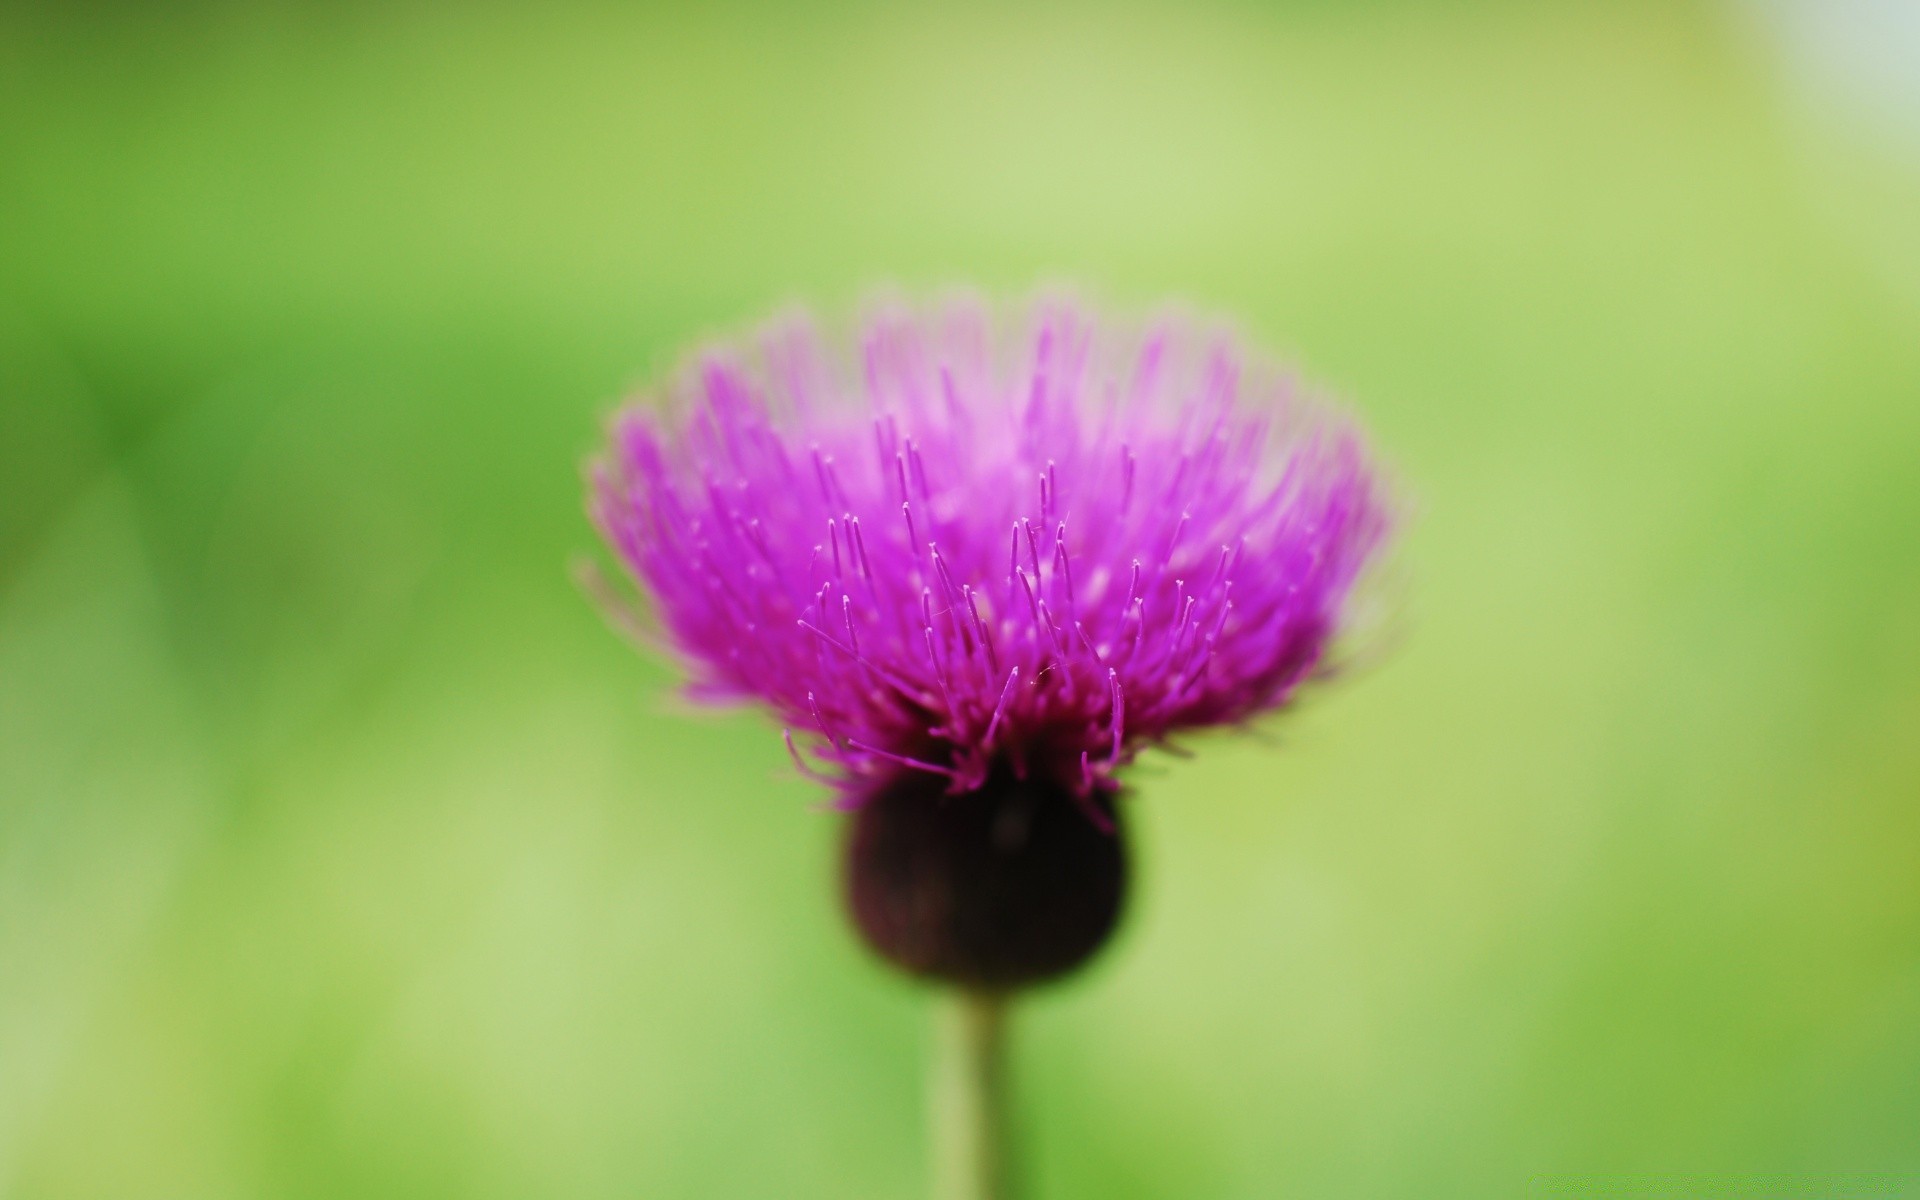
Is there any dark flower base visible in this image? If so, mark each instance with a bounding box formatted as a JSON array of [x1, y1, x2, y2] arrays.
[[843, 767, 1128, 991]]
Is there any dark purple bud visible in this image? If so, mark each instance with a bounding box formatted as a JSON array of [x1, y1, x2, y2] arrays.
[[843, 768, 1127, 991]]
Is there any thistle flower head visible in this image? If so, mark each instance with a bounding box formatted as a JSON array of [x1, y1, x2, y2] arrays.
[[593, 295, 1389, 812]]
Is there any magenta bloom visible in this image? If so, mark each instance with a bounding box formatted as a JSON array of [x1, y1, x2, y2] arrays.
[[592, 296, 1389, 811]]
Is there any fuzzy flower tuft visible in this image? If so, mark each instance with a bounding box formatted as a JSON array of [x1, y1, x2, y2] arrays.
[[592, 295, 1390, 807]]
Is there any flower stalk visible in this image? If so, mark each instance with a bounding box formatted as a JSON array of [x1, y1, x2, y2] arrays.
[[931, 989, 1012, 1200]]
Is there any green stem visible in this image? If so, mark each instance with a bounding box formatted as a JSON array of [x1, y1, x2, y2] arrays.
[[930, 989, 1013, 1200]]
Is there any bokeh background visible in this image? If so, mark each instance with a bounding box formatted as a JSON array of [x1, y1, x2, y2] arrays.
[[4, 1, 1919, 1196]]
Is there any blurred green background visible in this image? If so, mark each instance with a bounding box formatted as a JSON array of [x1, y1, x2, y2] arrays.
[[4, 1, 1918, 1196]]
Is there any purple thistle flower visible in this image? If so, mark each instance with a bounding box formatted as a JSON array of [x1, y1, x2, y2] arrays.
[[595, 296, 1387, 796], [590, 293, 1390, 987]]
